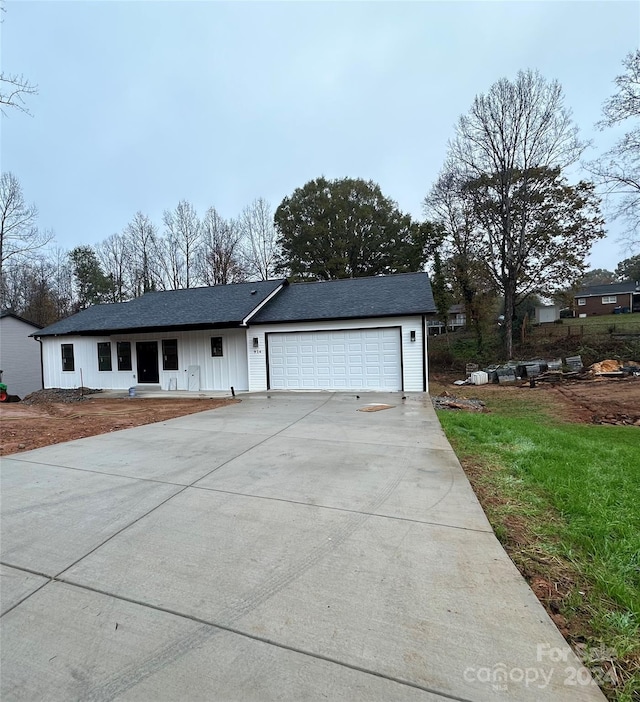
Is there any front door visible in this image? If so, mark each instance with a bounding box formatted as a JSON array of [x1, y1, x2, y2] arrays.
[[136, 341, 159, 383]]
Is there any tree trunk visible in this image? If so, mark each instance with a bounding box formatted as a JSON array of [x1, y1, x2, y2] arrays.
[[504, 286, 515, 359]]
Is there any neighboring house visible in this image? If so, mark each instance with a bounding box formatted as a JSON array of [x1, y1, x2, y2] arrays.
[[574, 280, 640, 316], [534, 304, 560, 324], [34, 272, 436, 393], [0, 311, 43, 398], [426, 303, 467, 335]]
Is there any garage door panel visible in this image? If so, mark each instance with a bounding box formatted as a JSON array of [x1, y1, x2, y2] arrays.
[[268, 329, 402, 391]]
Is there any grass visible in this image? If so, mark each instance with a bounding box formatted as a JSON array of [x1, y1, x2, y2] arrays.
[[561, 315, 640, 330], [436, 394, 640, 700]]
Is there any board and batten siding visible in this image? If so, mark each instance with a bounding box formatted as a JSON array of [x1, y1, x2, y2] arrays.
[[246, 316, 427, 393], [41, 329, 248, 391], [0, 316, 43, 398]]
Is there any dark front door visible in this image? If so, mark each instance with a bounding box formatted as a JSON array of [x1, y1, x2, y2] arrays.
[[136, 341, 159, 383]]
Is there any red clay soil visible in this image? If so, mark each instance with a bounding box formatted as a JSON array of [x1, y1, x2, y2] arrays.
[[547, 377, 640, 425], [429, 371, 640, 426], [0, 396, 236, 456]]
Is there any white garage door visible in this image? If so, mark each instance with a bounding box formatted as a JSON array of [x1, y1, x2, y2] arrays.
[[267, 328, 402, 391]]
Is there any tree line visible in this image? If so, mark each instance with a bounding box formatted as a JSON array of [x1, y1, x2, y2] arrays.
[[0, 186, 284, 325], [2, 50, 637, 357]]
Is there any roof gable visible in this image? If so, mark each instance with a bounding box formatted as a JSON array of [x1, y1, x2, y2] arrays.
[[36, 280, 287, 337], [0, 311, 43, 329], [250, 272, 435, 324]]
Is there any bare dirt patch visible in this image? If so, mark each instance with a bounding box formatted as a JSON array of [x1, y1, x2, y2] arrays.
[[0, 395, 236, 456], [548, 377, 640, 426], [429, 371, 640, 426]]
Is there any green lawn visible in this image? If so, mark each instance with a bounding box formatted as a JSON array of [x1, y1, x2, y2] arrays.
[[561, 314, 640, 330], [437, 399, 640, 699]]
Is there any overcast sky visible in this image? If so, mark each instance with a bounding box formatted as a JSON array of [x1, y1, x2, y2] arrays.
[[2, 1, 638, 273]]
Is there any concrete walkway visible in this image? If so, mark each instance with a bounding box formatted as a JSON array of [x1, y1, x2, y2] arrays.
[[1, 393, 604, 701]]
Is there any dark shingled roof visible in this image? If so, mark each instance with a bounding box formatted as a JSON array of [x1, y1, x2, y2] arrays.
[[250, 272, 435, 324], [575, 280, 640, 297], [0, 311, 43, 328], [36, 280, 286, 337]]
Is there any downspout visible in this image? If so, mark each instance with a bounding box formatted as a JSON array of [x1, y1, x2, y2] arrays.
[[422, 315, 427, 393], [35, 336, 45, 390]]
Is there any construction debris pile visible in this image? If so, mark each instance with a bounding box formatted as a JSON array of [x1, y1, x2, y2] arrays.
[[22, 388, 102, 406], [432, 391, 486, 412], [454, 357, 640, 386]]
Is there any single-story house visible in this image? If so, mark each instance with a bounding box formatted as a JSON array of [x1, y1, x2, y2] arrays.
[[34, 272, 436, 393], [574, 280, 640, 316], [0, 311, 43, 399], [425, 303, 467, 335]]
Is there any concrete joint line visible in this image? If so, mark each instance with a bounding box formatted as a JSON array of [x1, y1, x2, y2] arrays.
[[53, 577, 475, 702], [190, 484, 494, 534]]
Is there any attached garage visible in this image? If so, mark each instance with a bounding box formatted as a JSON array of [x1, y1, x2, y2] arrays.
[[267, 327, 402, 391], [247, 273, 436, 393]]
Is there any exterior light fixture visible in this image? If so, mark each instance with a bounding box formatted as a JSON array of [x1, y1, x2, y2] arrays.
[[253, 337, 259, 348], [410, 330, 416, 342]]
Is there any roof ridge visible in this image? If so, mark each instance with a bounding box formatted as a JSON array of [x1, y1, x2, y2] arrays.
[[140, 279, 286, 296], [289, 271, 428, 286]]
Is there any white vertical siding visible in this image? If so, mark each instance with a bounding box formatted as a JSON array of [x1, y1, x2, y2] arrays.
[[246, 316, 427, 393], [0, 317, 43, 398], [40, 328, 248, 391]]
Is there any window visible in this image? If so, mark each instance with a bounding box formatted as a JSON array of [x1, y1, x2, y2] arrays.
[[162, 339, 178, 370], [211, 336, 223, 357], [577, 298, 586, 306], [97, 342, 112, 371], [602, 296, 617, 304], [117, 341, 132, 371], [61, 344, 75, 372]]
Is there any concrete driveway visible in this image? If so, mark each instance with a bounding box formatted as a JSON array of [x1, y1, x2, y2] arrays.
[[1, 393, 603, 701]]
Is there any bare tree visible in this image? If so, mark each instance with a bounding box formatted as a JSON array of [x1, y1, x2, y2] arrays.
[[156, 228, 185, 290], [161, 200, 201, 289], [199, 207, 246, 285], [1, 249, 73, 326], [586, 50, 640, 250], [239, 198, 279, 280], [0, 73, 37, 116], [97, 232, 130, 302], [124, 212, 160, 296], [425, 165, 497, 353], [0, 172, 52, 306], [443, 69, 595, 358], [47, 246, 75, 318], [0, 4, 38, 115]]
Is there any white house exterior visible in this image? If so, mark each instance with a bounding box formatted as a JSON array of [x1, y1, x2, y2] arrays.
[[40, 328, 249, 392], [35, 274, 436, 394], [0, 312, 43, 398]]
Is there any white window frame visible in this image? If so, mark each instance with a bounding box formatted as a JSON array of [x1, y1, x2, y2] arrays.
[[577, 298, 586, 306], [602, 296, 617, 304]]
